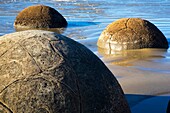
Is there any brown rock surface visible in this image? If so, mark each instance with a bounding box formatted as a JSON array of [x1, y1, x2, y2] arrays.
[[0, 30, 131, 113], [14, 5, 67, 30], [97, 18, 169, 50]]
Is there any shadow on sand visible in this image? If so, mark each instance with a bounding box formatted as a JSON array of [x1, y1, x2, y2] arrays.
[[125, 94, 170, 113]]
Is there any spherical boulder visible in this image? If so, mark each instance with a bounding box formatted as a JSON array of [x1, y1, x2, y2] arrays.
[[14, 5, 67, 32], [97, 18, 169, 50], [0, 30, 131, 113]]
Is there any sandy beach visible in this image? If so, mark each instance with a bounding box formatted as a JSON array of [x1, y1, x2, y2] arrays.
[[98, 48, 170, 113]]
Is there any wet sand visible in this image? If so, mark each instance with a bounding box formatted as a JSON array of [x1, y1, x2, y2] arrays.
[[98, 48, 170, 113], [77, 37, 170, 112]]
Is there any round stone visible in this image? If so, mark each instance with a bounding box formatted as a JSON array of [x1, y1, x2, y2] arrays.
[[97, 18, 169, 50], [14, 5, 67, 31], [0, 30, 131, 113]]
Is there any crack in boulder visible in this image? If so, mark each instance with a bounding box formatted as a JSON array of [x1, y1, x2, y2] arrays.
[[0, 101, 13, 113]]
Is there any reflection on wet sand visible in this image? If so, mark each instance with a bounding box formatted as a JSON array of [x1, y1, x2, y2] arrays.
[[98, 47, 170, 96], [98, 47, 167, 66]]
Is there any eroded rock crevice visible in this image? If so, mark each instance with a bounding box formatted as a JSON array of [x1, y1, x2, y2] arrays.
[[0, 101, 13, 113]]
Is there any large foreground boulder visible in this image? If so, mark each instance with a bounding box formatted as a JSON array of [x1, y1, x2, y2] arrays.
[[14, 5, 67, 33], [0, 30, 131, 113], [97, 18, 169, 50]]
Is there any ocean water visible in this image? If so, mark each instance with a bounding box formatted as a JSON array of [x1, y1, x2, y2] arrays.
[[0, 0, 170, 113]]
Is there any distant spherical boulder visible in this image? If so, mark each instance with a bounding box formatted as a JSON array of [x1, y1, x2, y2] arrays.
[[14, 5, 67, 32], [97, 18, 169, 50], [0, 30, 131, 113]]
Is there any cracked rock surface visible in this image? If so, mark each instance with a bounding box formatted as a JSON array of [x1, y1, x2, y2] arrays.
[[0, 30, 131, 113], [14, 5, 67, 30], [97, 18, 169, 50]]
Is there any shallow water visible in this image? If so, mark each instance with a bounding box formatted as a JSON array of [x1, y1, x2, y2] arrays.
[[0, 0, 170, 112]]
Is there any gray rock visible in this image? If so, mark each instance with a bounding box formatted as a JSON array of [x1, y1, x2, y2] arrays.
[[97, 18, 169, 50], [0, 30, 131, 113]]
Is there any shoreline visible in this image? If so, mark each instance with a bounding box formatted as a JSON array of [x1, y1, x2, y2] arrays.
[[99, 50, 170, 113]]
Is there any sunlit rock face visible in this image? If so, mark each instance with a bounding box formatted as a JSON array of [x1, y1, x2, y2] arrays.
[[0, 30, 131, 113], [97, 18, 169, 51], [14, 5, 67, 33]]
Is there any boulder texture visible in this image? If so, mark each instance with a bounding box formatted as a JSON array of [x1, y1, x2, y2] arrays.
[[97, 18, 169, 50], [14, 5, 67, 30], [0, 30, 131, 113]]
